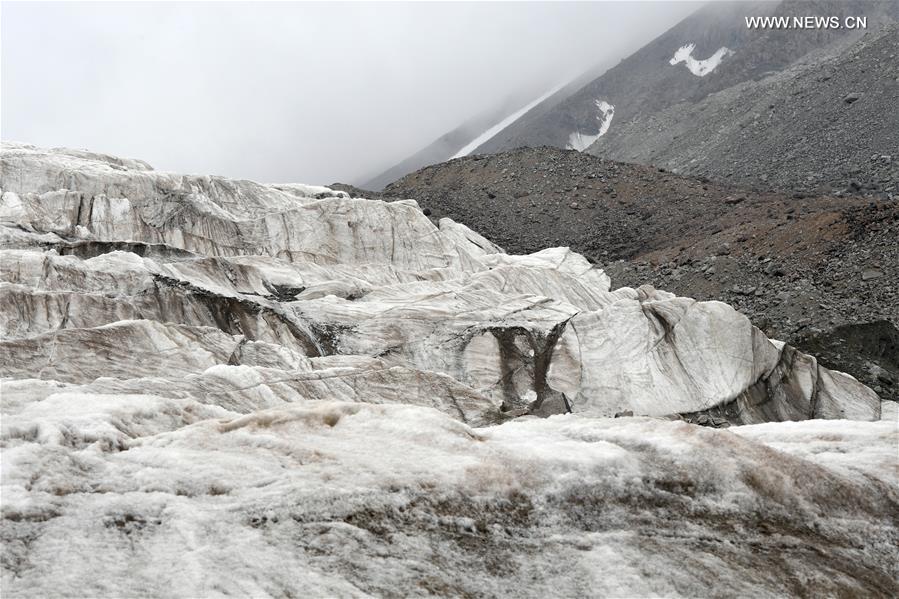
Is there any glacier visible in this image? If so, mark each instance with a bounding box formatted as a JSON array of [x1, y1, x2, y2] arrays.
[[1, 142, 896, 597]]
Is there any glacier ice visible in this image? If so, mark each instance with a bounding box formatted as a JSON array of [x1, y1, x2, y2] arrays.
[[1, 142, 895, 597]]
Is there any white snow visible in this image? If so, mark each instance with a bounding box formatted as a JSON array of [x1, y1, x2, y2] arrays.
[[567, 99, 615, 151], [669, 42, 733, 77], [451, 83, 566, 159]]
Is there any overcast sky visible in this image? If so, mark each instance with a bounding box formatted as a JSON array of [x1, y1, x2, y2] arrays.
[[2, 2, 702, 185]]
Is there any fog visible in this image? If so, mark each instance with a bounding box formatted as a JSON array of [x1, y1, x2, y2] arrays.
[[2, 2, 702, 185]]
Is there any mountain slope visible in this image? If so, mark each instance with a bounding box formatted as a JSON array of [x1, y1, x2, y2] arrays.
[[361, 59, 615, 190], [588, 23, 899, 196], [475, 0, 898, 157], [368, 1, 896, 192], [359, 97, 523, 191]]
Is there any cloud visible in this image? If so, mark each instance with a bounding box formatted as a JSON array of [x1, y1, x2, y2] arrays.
[[1, 1, 700, 185]]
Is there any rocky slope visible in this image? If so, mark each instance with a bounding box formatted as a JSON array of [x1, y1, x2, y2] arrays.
[[359, 93, 551, 192], [370, 1, 897, 197], [481, 0, 898, 195], [589, 23, 899, 198], [1, 143, 895, 596], [382, 146, 899, 400]]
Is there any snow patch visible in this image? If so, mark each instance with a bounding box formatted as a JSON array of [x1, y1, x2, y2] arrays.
[[669, 43, 733, 77], [567, 100, 615, 151], [452, 83, 566, 159]]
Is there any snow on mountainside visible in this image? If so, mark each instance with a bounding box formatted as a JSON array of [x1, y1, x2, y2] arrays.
[[567, 100, 614, 151], [471, 0, 898, 171], [357, 92, 551, 192], [361, 59, 614, 190], [590, 22, 899, 197], [668, 42, 733, 76], [1, 144, 896, 597], [366, 1, 898, 193], [451, 84, 566, 159]]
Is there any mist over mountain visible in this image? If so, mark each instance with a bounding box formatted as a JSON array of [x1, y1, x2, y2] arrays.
[[370, 0, 898, 193], [361, 60, 614, 190], [0, 1, 699, 185]]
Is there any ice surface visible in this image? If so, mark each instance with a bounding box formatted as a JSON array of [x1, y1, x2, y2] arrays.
[[3, 400, 897, 597]]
